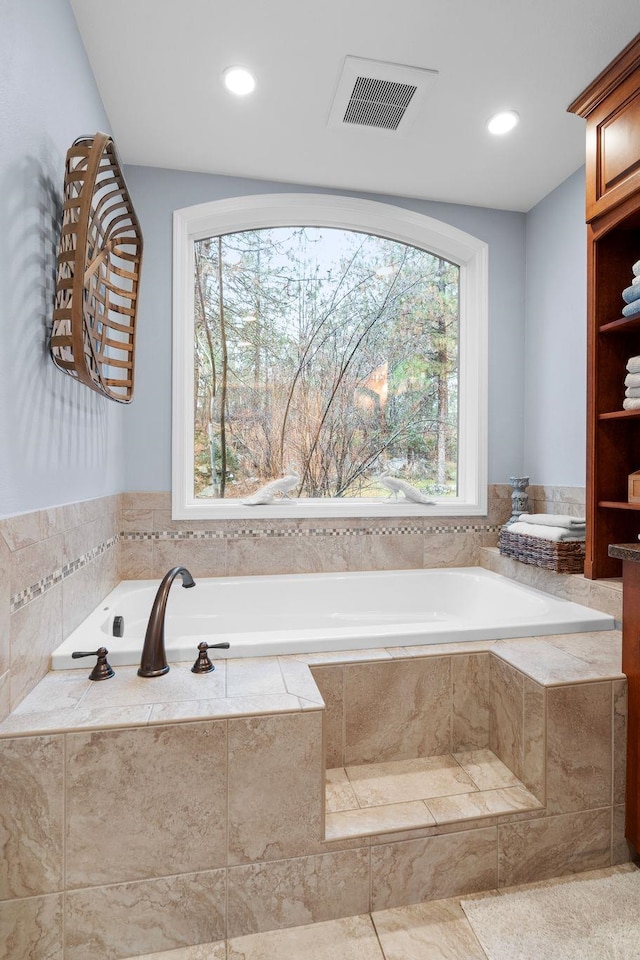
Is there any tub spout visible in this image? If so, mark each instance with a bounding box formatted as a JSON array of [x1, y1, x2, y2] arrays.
[[138, 566, 196, 677]]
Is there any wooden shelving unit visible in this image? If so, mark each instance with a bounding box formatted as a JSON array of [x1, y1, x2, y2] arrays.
[[569, 31, 640, 850], [569, 34, 640, 581]]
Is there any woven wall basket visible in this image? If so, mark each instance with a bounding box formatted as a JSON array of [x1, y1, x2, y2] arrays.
[[50, 133, 143, 402]]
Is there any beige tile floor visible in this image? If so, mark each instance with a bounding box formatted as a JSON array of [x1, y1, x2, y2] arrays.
[[126, 866, 638, 960], [325, 749, 542, 840]]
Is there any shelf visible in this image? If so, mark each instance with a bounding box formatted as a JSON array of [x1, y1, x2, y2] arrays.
[[598, 408, 640, 420], [599, 500, 640, 510], [599, 315, 640, 334]]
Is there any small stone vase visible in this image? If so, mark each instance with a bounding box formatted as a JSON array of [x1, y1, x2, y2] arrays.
[[506, 476, 530, 525]]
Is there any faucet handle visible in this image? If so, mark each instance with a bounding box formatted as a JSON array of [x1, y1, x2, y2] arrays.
[[71, 647, 115, 681], [191, 641, 231, 674]]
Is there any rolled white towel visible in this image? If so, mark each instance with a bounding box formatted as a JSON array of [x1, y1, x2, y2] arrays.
[[625, 373, 640, 388], [518, 513, 585, 529], [633, 258, 640, 276], [627, 356, 640, 374], [626, 387, 640, 398], [508, 521, 585, 542], [623, 398, 640, 410], [633, 275, 640, 286]]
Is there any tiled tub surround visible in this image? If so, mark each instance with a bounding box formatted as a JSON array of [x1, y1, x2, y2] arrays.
[[0, 486, 511, 722], [0, 495, 121, 720], [119, 489, 512, 581], [0, 631, 628, 960], [0, 484, 600, 723]]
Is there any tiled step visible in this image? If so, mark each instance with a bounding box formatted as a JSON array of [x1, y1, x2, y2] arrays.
[[325, 749, 543, 841]]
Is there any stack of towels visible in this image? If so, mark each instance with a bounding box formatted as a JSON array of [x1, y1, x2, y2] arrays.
[[622, 257, 640, 321], [624, 355, 640, 410], [507, 514, 586, 542]]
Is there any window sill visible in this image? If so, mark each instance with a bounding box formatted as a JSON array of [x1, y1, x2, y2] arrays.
[[172, 496, 489, 521]]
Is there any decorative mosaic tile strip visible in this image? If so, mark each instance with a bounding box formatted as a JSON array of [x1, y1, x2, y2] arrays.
[[10, 521, 503, 613], [10, 535, 119, 614], [122, 522, 503, 542]]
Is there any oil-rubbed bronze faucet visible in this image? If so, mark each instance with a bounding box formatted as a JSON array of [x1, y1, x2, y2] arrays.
[[138, 566, 195, 677]]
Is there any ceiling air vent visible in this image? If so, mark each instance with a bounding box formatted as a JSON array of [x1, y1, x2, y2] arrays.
[[328, 56, 438, 134]]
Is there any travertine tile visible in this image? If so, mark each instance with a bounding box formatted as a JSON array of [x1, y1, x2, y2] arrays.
[[122, 491, 171, 512], [310, 665, 344, 767], [226, 536, 337, 578], [66, 721, 227, 886], [0, 703, 153, 736], [494, 636, 623, 685], [0, 505, 67, 552], [326, 801, 435, 840], [613, 679, 627, 805], [372, 896, 487, 960], [65, 870, 226, 960], [152, 539, 227, 579], [546, 631, 622, 675], [346, 755, 476, 807], [326, 767, 359, 813], [370, 826, 498, 910], [61, 556, 114, 640], [427, 785, 541, 824], [423, 532, 485, 568], [9, 532, 64, 597], [0, 735, 64, 898], [120, 539, 154, 579], [522, 677, 546, 800], [226, 658, 287, 698], [149, 694, 304, 723], [344, 657, 451, 764], [454, 749, 521, 791], [81, 663, 226, 707], [498, 808, 611, 887], [128, 942, 225, 960], [0, 671, 10, 722], [0, 893, 63, 960], [9, 584, 63, 710], [227, 913, 384, 960], [228, 711, 323, 864], [546, 681, 612, 814], [12, 670, 90, 717], [451, 653, 490, 751], [489, 656, 523, 780], [121, 508, 155, 533], [279, 658, 324, 703], [226, 848, 370, 937], [612, 804, 634, 865]]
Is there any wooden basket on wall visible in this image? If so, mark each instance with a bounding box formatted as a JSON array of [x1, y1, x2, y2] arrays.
[[50, 133, 143, 402]]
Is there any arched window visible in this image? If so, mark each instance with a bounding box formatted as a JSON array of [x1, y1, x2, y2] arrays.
[[173, 194, 487, 518]]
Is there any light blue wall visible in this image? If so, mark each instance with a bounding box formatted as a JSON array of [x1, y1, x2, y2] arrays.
[[523, 167, 586, 486], [0, 0, 124, 518], [122, 166, 527, 490]]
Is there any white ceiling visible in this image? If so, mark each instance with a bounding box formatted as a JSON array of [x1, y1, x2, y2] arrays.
[[70, 0, 640, 212]]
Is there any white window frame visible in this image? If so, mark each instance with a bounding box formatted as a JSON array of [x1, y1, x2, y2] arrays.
[[172, 194, 488, 519]]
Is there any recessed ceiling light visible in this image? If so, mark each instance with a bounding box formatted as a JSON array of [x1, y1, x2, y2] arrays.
[[223, 66, 256, 96], [487, 110, 519, 135]]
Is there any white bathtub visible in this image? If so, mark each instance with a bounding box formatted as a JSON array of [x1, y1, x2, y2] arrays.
[[51, 567, 615, 669]]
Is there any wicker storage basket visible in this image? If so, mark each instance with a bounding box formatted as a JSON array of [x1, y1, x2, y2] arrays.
[[499, 528, 585, 574]]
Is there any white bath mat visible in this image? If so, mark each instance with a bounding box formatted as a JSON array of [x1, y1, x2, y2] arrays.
[[461, 870, 640, 960]]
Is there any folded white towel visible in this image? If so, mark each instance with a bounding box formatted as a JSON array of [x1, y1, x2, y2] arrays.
[[626, 387, 640, 398], [518, 513, 585, 529], [623, 398, 640, 410], [508, 521, 585, 542], [633, 258, 640, 276], [625, 373, 640, 388], [633, 275, 640, 286], [627, 356, 640, 374]]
